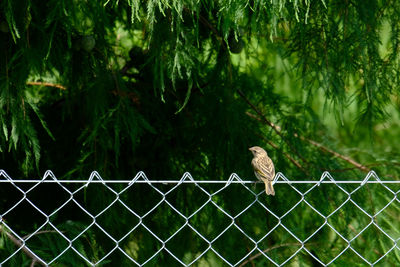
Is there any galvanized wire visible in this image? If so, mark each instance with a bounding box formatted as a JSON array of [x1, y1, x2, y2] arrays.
[[0, 169, 399, 266]]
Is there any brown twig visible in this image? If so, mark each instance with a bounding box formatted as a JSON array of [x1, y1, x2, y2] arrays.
[[0, 225, 47, 267], [323, 163, 397, 178], [299, 136, 370, 173], [111, 90, 141, 105], [255, 132, 309, 175], [242, 94, 371, 174], [247, 111, 307, 173], [23, 230, 63, 240], [238, 242, 318, 267], [26, 81, 67, 90], [238, 90, 311, 169]]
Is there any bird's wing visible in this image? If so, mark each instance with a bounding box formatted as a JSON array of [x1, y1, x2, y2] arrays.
[[255, 156, 275, 181]]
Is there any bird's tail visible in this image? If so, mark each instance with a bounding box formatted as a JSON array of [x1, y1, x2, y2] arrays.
[[265, 181, 275, 196]]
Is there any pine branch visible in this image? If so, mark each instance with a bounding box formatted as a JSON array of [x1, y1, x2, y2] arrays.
[[300, 137, 370, 173], [240, 90, 371, 173], [237, 89, 312, 168]]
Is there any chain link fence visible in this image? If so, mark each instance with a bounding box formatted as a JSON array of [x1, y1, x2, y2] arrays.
[[0, 169, 399, 266]]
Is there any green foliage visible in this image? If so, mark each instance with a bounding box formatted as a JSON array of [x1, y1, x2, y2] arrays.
[[1, 0, 400, 265]]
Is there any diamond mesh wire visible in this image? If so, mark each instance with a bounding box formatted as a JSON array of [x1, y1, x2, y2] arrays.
[[0, 169, 399, 266]]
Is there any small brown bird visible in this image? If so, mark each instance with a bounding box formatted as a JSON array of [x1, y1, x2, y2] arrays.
[[249, 146, 275, 196]]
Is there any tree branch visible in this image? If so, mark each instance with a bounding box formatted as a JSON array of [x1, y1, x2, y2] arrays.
[[26, 81, 67, 90], [0, 225, 48, 267], [238, 242, 318, 267], [237, 90, 311, 169], [253, 131, 310, 175], [299, 136, 370, 173], [240, 89, 371, 174], [23, 230, 63, 240]]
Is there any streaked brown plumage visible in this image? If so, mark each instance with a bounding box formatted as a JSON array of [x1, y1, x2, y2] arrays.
[[249, 146, 275, 196]]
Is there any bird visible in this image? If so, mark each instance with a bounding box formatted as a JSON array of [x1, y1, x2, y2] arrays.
[[249, 146, 275, 196]]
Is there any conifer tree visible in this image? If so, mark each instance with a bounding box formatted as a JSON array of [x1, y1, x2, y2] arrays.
[[1, 1, 400, 265]]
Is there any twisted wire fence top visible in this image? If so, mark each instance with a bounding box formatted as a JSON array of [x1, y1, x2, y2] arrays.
[[0, 170, 399, 266]]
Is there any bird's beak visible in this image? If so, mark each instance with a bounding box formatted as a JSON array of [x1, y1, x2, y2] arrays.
[[248, 148, 253, 152]]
